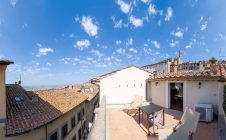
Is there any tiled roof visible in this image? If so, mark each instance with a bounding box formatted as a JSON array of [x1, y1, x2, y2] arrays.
[[6, 84, 88, 136], [148, 64, 226, 81], [73, 83, 99, 101]]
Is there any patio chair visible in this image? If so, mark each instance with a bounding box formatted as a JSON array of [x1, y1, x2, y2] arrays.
[[148, 109, 164, 134], [158, 108, 200, 140], [126, 96, 143, 115]]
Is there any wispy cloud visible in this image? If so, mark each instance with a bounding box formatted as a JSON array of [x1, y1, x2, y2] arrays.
[[129, 48, 138, 53], [90, 49, 104, 58], [74, 39, 91, 50], [75, 16, 99, 37], [116, 48, 126, 55], [116, 0, 131, 14], [169, 40, 179, 47], [126, 38, 133, 46], [171, 28, 184, 38], [10, 0, 17, 8], [151, 40, 160, 49], [199, 16, 207, 31], [36, 43, 54, 57], [116, 40, 122, 45], [112, 16, 128, 28], [148, 4, 157, 15], [165, 7, 173, 21], [185, 44, 192, 49]]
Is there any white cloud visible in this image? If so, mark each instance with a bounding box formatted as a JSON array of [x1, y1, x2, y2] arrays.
[[151, 40, 160, 49], [104, 57, 111, 61], [22, 23, 28, 29], [36, 43, 54, 57], [116, 0, 131, 14], [171, 28, 184, 38], [69, 33, 75, 38], [96, 63, 107, 68], [199, 16, 207, 31], [46, 62, 52, 66], [78, 16, 99, 37], [141, 0, 149, 4], [144, 43, 148, 47], [217, 33, 226, 41], [185, 45, 192, 49], [126, 38, 133, 46], [148, 4, 157, 15], [129, 48, 138, 53], [112, 16, 127, 28], [129, 16, 143, 28], [116, 48, 126, 55], [90, 49, 104, 58], [116, 40, 122, 45], [10, 0, 17, 8], [201, 21, 207, 31], [74, 39, 91, 50], [169, 40, 179, 47], [165, 7, 173, 21]]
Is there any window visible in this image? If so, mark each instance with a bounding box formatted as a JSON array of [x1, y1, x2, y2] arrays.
[[49, 131, 58, 140], [71, 116, 75, 128], [77, 112, 81, 122], [82, 108, 85, 117], [15, 96, 21, 102], [78, 128, 82, 140], [71, 135, 76, 140], [61, 123, 68, 139]]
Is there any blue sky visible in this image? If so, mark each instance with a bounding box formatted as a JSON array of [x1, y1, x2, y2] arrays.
[[1, 0, 226, 86]]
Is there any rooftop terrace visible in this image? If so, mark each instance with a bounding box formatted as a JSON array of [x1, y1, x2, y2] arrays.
[[108, 108, 218, 140]]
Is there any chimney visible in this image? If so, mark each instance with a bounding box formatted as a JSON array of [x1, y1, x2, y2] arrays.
[[0, 60, 13, 139], [170, 63, 178, 72], [209, 57, 218, 74]]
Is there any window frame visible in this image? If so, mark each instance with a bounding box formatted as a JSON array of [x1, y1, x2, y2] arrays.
[[48, 129, 58, 140], [61, 122, 68, 139]]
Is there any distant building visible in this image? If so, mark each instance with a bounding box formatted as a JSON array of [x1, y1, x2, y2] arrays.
[[65, 83, 100, 130], [172, 57, 226, 72], [142, 51, 183, 73], [91, 66, 151, 106]]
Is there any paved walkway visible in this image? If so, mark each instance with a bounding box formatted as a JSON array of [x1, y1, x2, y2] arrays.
[[108, 108, 217, 140]]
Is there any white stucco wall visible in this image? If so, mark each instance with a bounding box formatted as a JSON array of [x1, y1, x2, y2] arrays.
[[99, 67, 150, 104], [149, 81, 167, 107], [185, 81, 222, 114], [148, 80, 224, 114]]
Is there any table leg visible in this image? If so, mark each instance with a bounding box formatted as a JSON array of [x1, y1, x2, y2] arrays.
[[139, 108, 140, 124], [163, 109, 165, 126], [148, 113, 150, 136]]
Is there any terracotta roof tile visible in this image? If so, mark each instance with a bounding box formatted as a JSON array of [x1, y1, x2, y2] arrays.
[[6, 84, 87, 136]]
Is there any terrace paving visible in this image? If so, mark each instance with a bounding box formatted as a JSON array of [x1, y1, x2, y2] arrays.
[[108, 108, 217, 140]]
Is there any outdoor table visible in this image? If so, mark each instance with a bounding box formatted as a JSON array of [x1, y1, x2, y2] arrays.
[[138, 103, 165, 136]]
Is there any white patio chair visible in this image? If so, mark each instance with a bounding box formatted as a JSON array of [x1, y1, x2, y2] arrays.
[[158, 108, 200, 140], [126, 96, 143, 115]]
